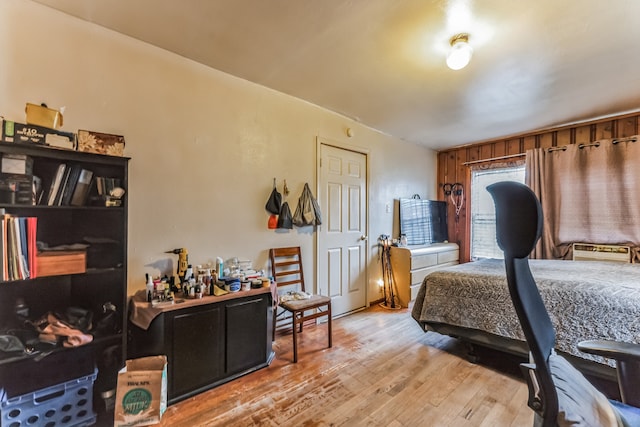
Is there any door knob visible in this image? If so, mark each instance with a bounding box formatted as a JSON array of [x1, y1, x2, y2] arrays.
[[359, 235, 368, 241]]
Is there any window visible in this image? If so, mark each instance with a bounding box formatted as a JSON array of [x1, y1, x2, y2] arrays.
[[470, 165, 525, 259]]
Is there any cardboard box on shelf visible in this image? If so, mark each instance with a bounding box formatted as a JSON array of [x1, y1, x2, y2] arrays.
[[1, 119, 76, 149], [25, 103, 64, 129], [78, 130, 125, 156], [1, 154, 33, 175], [0, 173, 35, 205], [36, 250, 86, 277]]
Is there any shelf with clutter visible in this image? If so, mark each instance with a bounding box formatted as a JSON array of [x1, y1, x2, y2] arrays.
[[0, 103, 129, 426], [129, 251, 276, 405]]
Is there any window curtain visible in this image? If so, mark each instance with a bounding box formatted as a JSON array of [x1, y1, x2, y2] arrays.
[[525, 136, 640, 261]]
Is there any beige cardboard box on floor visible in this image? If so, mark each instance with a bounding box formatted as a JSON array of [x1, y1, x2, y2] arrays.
[[114, 355, 168, 427]]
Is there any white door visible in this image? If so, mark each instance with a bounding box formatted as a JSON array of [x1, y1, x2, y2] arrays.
[[318, 143, 367, 317]]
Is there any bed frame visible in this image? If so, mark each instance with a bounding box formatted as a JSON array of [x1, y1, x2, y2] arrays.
[[422, 321, 617, 382], [411, 258, 640, 384]]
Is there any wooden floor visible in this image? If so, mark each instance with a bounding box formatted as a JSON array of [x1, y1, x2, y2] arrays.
[[158, 305, 534, 427]]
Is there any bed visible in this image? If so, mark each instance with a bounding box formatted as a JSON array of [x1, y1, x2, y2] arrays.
[[411, 258, 640, 380]]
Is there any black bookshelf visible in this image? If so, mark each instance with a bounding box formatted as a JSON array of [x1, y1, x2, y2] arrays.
[[0, 142, 129, 420]]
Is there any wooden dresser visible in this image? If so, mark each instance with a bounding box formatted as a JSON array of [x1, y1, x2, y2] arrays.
[[389, 243, 459, 307]]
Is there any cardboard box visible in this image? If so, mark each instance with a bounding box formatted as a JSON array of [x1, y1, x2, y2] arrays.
[[78, 130, 125, 156], [36, 250, 86, 277], [1, 119, 76, 149], [0, 173, 34, 205], [1, 154, 33, 175], [25, 103, 64, 129], [114, 355, 168, 427]]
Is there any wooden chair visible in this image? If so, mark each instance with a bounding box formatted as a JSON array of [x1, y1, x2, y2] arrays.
[[269, 246, 332, 363]]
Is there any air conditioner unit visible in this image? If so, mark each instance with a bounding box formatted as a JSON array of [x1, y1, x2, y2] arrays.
[[572, 243, 631, 263]]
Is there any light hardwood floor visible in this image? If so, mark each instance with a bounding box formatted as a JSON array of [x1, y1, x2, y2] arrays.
[[158, 305, 534, 427]]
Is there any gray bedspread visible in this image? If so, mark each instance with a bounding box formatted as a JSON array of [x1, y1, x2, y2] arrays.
[[411, 258, 640, 365]]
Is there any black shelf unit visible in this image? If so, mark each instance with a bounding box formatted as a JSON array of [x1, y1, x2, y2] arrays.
[[0, 142, 129, 411]]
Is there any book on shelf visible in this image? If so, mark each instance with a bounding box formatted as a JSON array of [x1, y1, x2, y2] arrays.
[[1, 215, 37, 281], [46, 163, 66, 206], [32, 175, 43, 205], [60, 165, 82, 206], [54, 166, 72, 206], [42, 163, 95, 206], [18, 218, 25, 277], [1, 214, 6, 281], [16, 217, 29, 279], [7, 217, 19, 280], [70, 169, 94, 206], [96, 176, 122, 197], [27, 217, 37, 278]]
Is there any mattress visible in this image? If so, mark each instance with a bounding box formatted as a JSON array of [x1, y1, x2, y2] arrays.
[[411, 258, 640, 365]]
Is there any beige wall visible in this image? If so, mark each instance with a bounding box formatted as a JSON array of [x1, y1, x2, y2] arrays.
[[1, 0, 437, 304]]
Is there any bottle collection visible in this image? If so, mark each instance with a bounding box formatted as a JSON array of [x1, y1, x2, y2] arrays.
[[146, 257, 271, 306]]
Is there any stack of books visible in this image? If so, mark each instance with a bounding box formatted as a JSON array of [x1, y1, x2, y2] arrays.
[[95, 176, 123, 206], [45, 164, 94, 206], [1, 215, 37, 281]]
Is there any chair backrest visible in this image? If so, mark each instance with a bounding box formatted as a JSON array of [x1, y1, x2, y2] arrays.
[[487, 181, 558, 423], [269, 247, 306, 293]]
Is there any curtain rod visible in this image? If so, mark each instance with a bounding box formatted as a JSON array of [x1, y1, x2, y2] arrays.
[[462, 136, 638, 163], [462, 152, 525, 166], [548, 136, 637, 152]]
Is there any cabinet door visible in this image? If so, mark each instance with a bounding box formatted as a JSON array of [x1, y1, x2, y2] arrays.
[[171, 306, 224, 398], [225, 297, 268, 374]]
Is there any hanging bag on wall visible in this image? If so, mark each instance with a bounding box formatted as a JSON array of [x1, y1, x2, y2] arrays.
[[308, 184, 322, 225], [267, 214, 278, 229], [266, 178, 282, 229], [293, 183, 322, 226], [277, 202, 293, 229], [265, 179, 282, 215], [292, 195, 305, 227]]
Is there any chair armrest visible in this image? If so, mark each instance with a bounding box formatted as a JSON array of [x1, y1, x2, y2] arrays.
[[579, 340, 640, 407], [577, 340, 640, 363]]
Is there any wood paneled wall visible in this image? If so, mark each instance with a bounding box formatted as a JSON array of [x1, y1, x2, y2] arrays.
[[437, 112, 640, 263]]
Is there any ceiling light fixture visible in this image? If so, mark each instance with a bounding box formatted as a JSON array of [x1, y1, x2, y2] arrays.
[[446, 33, 473, 70]]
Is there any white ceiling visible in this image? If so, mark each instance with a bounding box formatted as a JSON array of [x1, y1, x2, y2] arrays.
[[32, 0, 640, 150]]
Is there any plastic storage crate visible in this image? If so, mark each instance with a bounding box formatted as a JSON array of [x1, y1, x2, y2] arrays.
[[1, 370, 97, 427]]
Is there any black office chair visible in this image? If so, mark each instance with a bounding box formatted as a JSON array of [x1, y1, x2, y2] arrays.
[[487, 181, 640, 427]]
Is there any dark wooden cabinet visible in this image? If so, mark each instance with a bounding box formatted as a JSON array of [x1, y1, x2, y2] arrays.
[[171, 305, 225, 398], [226, 296, 269, 374], [0, 142, 128, 403], [128, 289, 274, 405]]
